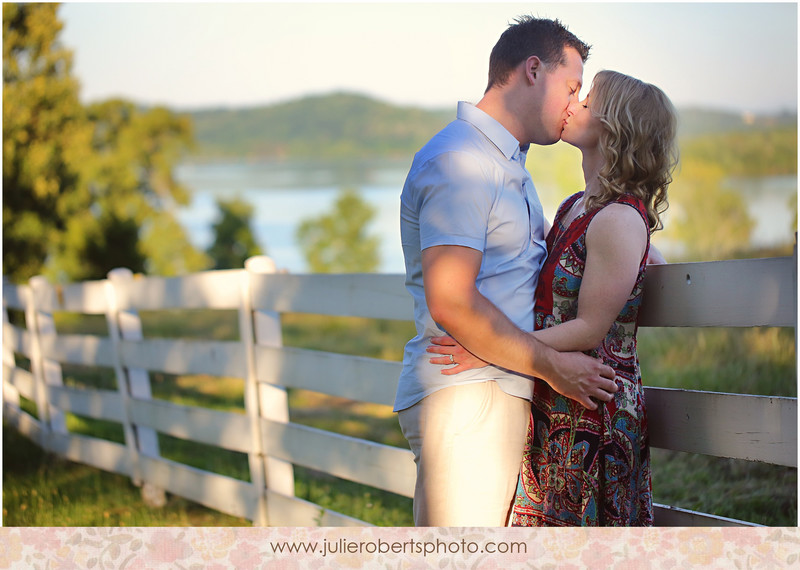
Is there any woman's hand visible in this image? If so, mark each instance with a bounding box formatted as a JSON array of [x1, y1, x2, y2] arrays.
[[646, 244, 667, 265], [427, 335, 489, 375]]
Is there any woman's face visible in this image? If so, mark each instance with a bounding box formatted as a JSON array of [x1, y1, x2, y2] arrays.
[[561, 89, 604, 151]]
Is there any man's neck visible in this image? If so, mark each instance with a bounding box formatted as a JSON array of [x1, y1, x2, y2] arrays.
[[476, 90, 527, 145]]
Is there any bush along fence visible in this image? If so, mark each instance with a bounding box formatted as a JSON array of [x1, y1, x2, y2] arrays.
[[3, 250, 797, 527]]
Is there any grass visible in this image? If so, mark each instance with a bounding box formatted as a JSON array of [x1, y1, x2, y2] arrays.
[[2, 425, 251, 527], [639, 326, 797, 526], [650, 449, 797, 526], [3, 309, 796, 527], [637, 326, 797, 397]]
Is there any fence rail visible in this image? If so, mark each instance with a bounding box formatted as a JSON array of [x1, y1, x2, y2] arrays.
[[3, 251, 797, 527]]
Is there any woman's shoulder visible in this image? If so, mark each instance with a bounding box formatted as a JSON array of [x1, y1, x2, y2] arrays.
[[589, 200, 649, 241], [597, 194, 648, 226], [587, 202, 649, 261]]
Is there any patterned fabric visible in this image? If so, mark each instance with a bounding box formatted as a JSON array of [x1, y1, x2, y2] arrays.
[[511, 191, 653, 527]]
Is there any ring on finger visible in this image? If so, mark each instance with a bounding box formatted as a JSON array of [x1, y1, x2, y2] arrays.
[[449, 354, 454, 364]]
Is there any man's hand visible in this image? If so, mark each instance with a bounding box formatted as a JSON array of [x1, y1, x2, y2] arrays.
[[428, 333, 618, 410], [544, 350, 617, 410], [427, 335, 488, 374]]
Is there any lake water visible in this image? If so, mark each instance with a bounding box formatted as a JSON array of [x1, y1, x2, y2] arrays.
[[174, 159, 411, 273], [174, 160, 797, 274]]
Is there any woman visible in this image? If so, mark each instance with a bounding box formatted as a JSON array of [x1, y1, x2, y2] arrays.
[[428, 70, 679, 526]]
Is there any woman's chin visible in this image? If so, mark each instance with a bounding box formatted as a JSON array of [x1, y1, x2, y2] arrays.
[[559, 134, 578, 148]]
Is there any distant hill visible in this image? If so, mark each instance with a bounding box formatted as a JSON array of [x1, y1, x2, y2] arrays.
[[187, 92, 452, 160], [184, 92, 796, 161], [677, 107, 796, 137]]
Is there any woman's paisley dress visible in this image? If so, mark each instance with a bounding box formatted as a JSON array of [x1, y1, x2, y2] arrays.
[[510, 192, 653, 527]]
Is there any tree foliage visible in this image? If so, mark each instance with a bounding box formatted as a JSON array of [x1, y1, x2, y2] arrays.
[[662, 158, 755, 261], [3, 4, 205, 283], [296, 188, 380, 273], [206, 197, 263, 269], [3, 3, 88, 281], [680, 128, 797, 177]]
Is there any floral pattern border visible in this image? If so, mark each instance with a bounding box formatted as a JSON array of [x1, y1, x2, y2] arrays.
[[1, 527, 798, 568]]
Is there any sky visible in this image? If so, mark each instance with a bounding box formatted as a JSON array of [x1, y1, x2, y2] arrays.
[[58, 2, 798, 115]]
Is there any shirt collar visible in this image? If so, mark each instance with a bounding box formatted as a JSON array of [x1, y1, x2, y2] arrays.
[[457, 101, 526, 162]]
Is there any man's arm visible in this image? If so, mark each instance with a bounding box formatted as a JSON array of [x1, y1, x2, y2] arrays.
[[422, 244, 617, 409]]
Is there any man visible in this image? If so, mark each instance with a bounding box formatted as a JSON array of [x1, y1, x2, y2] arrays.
[[394, 16, 618, 527]]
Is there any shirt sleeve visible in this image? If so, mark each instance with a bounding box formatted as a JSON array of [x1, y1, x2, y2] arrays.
[[413, 151, 494, 253]]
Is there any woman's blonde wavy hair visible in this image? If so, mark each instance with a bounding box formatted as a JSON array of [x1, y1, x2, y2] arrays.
[[586, 70, 679, 232]]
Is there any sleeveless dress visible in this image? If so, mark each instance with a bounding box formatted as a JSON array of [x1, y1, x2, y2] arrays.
[[510, 191, 653, 527]]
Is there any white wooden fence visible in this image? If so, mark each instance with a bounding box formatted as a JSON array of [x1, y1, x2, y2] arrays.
[[3, 252, 797, 527]]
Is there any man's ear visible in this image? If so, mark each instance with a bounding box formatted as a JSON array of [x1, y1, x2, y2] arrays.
[[525, 55, 542, 84]]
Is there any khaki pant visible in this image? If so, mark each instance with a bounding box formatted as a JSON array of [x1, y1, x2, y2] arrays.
[[398, 381, 530, 526]]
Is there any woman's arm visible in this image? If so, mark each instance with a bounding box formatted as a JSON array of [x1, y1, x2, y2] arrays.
[[429, 203, 647, 371], [532, 203, 647, 351]]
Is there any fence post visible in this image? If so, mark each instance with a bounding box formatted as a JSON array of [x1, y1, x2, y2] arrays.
[[792, 232, 797, 330], [107, 268, 166, 507], [103, 269, 145, 491], [27, 276, 67, 449], [794, 236, 797, 356], [2, 277, 21, 410], [243, 256, 295, 524]]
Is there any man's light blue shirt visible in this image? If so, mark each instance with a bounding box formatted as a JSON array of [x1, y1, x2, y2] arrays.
[[394, 101, 548, 412]]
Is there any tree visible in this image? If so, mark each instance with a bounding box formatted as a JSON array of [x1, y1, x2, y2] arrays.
[[296, 188, 380, 273], [54, 211, 147, 282], [206, 197, 263, 269], [140, 212, 210, 276], [49, 99, 205, 280], [45, 99, 206, 280], [3, 4, 206, 282], [2, 3, 89, 282], [663, 158, 755, 261]]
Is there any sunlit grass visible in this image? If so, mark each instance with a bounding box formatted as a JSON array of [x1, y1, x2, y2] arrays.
[[2, 425, 251, 527], [638, 327, 796, 396]]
